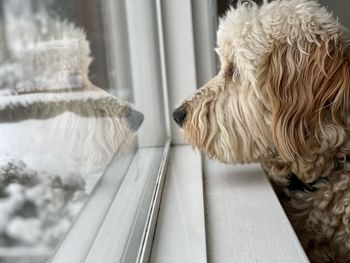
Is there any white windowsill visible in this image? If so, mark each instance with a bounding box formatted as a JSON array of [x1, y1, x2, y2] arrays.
[[204, 159, 309, 263], [150, 146, 207, 263], [150, 147, 310, 263]]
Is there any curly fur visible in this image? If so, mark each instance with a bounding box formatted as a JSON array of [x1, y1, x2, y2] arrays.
[[176, 0, 350, 262]]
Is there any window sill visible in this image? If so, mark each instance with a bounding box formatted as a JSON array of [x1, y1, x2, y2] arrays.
[[150, 145, 207, 263], [150, 149, 309, 263], [204, 159, 309, 263]]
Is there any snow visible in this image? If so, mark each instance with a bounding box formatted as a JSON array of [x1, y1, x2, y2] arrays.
[[7, 217, 42, 244], [0, 160, 88, 249]]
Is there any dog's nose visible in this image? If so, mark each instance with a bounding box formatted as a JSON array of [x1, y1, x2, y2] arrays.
[[173, 107, 187, 127]]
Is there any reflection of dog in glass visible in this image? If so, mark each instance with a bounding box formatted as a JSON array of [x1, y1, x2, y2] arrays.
[[174, 0, 350, 262], [0, 17, 144, 173], [0, 14, 144, 253]]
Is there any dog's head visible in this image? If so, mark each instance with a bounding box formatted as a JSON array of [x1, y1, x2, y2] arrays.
[[173, 0, 350, 181]]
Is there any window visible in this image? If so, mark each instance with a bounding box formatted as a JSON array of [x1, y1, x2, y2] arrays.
[[0, 0, 169, 262]]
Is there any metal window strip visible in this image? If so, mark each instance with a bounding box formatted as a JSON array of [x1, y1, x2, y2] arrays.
[[137, 140, 170, 263]]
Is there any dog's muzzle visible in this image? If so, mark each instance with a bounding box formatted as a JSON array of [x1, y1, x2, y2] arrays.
[[172, 107, 187, 127]]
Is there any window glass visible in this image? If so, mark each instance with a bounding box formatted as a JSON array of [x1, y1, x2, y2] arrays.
[[0, 0, 165, 262]]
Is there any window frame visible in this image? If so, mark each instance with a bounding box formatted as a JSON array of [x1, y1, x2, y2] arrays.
[[48, 0, 220, 261], [50, 0, 171, 262]]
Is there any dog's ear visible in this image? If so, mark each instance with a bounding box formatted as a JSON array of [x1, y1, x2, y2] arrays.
[[266, 40, 350, 162]]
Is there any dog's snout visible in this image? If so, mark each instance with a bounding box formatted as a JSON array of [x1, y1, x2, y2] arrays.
[[173, 107, 187, 127]]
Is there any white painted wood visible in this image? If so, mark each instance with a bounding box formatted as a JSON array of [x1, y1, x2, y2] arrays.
[[155, 0, 171, 138], [161, 0, 198, 144], [150, 146, 207, 263], [125, 0, 167, 147], [192, 0, 217, 87], [101, 0, 133, 101], [204, 159, 309, 263]]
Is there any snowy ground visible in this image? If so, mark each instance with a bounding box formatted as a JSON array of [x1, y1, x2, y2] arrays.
[[0, 158, 94, 263]]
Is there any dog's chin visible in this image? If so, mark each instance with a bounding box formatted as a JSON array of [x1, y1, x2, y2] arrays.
[[183, 131, 247, 164], [207, 153, 239, 164], [205, 148, 257, 165]]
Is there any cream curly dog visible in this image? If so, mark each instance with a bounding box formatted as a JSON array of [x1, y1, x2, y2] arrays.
[[173, 0, 350, 262]]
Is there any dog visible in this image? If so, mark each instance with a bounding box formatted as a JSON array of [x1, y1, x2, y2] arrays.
[[173, 0, 350, 262]]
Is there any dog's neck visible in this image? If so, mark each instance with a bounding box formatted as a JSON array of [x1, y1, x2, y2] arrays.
[[263, 155, 350, 193], [261, 151, 350, 186], [286, 156, 350, 191]]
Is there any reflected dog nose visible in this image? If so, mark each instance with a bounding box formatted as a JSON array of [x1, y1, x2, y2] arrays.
[[126, 109, 144, 132], [172, 107, 187, 127]]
